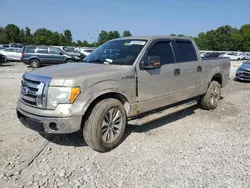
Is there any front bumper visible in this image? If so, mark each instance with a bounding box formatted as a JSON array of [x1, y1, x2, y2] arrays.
[[16, 107, 82, 134], [236, 72, 250, 81]]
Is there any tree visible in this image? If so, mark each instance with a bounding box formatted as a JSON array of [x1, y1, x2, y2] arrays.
[[98, 30, 109, 45], [108, 30, 120, 40], [122, 30, 132, 37], [239, 24, 250, 51], [5, 24, 20, 43], [0, 27, 7, 43], [64, 29, 72, 44], [24, 27, 33, 44], [19, 29, 25, 43]]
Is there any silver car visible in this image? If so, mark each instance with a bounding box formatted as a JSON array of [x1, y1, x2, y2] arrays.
[[235, 60, 250, 81], [0, 48, 22, 61]]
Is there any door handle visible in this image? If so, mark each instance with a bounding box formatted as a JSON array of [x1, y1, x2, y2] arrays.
[[174, 69, 180, 76], [197, 66, 202, 72]]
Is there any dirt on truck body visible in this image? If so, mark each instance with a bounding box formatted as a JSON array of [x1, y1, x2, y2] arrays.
[[16, 36, 230, 152]]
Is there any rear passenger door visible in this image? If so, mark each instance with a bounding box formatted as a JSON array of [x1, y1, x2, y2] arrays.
[[171, 39, 203, 100], [36, 47, 51, 64], [137, 39, 182, 113]]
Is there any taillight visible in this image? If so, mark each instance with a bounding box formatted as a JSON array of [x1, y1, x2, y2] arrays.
[[22, 52, 24, 57]]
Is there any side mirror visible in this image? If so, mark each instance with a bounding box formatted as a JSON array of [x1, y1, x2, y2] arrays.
[[142, 56, 161, 69], [59, 52, 63, 55]]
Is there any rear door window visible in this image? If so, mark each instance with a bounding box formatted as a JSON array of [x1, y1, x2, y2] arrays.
[[37, 47, 49, 54], [147, 41, 175, 65], [172, 40, 198, 63]]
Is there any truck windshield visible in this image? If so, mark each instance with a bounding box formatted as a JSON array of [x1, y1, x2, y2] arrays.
[[83, 39, 147, 65]]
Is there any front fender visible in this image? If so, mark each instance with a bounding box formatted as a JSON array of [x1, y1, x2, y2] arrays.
[[78, 80, 136, 115]]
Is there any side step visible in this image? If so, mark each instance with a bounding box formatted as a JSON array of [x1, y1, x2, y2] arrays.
[[129, 100, 197, 126]]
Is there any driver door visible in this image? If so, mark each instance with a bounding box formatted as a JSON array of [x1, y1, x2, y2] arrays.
[[136, 39, 182, 113], [49, 47, 64, 64]]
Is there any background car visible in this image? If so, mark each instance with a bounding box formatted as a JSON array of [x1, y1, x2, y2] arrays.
[[235, 60, 250, 81], [54, 46, 82, 58], [220, 52, 240, 60], [0, 48, 22, 61], [0, 53, 6, 63], [203, 52, 225, 58], [79, 48, 95, 57], [21, 46, 82, 68]]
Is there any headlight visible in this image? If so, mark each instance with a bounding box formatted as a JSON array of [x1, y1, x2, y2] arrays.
[[47, 87, 80, 109], [237, 67, 244, 72]]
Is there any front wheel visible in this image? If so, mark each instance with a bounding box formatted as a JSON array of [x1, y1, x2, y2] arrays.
[[65, 59, 74, 64], [200, 81, 221, 110], [83, 98, 127, 152]]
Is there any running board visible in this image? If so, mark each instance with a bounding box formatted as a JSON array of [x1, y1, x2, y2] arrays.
[[129, 100, 197, 126]]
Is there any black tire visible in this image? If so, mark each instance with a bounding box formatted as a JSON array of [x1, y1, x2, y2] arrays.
[[65, 59, 74, 64], [200, 81, 221, 110], [3, 56, 7, 63], [83, 98, 127, 152], [30, 59, 40, 68]]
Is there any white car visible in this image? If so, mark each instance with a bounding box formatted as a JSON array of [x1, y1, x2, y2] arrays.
[[0, 48, 22, 61], [239, 52, 250, 60], [220, 53, 240, 61], [80, 49, 95, 57]]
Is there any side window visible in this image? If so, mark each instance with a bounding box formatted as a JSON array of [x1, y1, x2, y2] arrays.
[[50, 48, 61, 54], [173, 40, 198, 62], [147, 41, 174, 65], [15, 49, 22, 53], [7, 48, 15, 52], [26, 47, 37, 53], [37, 47, 49, 54]]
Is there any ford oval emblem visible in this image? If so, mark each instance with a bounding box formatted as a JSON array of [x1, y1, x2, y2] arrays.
[[21, 86, 29, 95]]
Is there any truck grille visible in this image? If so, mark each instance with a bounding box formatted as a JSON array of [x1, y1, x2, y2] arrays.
[[20, 74, 51, 109]]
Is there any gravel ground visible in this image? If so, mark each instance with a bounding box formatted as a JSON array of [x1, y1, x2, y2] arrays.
[[0, 61, 250, 188]]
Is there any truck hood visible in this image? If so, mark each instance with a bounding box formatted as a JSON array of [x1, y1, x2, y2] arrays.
[[28, 63, 132, 86]]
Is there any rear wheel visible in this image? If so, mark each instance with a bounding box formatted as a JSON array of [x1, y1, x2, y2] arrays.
[[83, 98, 127, 152], [30, 59, 40, 68], [200, 81, 221, 110]]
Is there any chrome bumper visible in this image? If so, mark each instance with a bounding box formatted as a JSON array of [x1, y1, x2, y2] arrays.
[[16, 107, 82, 134]]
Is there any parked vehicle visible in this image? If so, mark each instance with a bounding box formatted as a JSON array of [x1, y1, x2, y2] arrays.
[[79, 48, 95, 57], [16, 36, 230, 152], [0, 48, 22, 61], [220, 52, 240, 60], [21, 46, 82, 68], [235, 60, 250, 81], [203, 52, 225, 58], [55, 46, 82, 58], [239, 52, 250, 60], [0, 53, 6, 63]]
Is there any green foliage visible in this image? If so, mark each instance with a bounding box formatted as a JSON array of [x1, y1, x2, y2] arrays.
[[122, 30, 132, 37], [1, 23, 250, 51]]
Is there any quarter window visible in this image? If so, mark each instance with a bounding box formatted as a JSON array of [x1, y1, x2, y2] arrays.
[[26, 47, 37, 53], [148, 41, 174, 65]]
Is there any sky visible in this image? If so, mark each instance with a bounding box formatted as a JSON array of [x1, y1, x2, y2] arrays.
[[1, 0, 250, 42]]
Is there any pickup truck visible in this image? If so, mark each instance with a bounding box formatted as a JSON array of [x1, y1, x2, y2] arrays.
[[16, 36, 231, 152]]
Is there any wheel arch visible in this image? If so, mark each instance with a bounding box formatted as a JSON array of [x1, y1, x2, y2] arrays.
[[211, 73, 222, 85], [81, 91, 131, 129]]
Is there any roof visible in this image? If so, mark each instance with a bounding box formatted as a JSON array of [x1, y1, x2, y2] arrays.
[[112, 35, 192, 41]]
